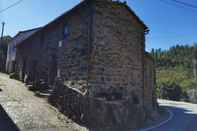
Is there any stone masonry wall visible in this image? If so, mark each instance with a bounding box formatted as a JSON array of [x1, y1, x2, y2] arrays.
[[49, 0, 154, 129], [50, 79, 145, 130], [57, 2, 93, 93], [16, 32, 42, 82], [49, 0, 148, 129], [144, 53, 158, 120], [33, 1, 92, 86], [89, 1, 145, 105], [13, 1, 157, 129], [144, 54, 154, 110], [37, 24, 62, 85]]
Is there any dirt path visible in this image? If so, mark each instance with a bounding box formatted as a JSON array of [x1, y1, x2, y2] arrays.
[[0, 73, 88, 131]]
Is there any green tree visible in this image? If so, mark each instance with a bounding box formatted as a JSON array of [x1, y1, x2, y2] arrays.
[[151, 43, 197, 103]]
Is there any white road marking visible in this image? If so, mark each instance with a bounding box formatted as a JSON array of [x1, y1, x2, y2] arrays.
[[138, 108, 174, 131]]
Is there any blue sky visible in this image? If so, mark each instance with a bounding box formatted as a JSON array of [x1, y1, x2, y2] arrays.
[[0, 0, 197, 51]]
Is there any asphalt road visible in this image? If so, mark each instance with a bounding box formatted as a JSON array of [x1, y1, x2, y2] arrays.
[[0, 104, 20, 131], [148, 100, 197, 131]]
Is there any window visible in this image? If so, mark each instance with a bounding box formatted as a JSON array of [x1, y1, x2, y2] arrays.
[[12, 45, 16, 52], [64, 24, 69, 37], [58, 40, 63, 47], [57, 69, 61, 78]]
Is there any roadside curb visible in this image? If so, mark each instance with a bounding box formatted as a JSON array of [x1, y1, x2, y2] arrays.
[[138, 108, 174, 131]]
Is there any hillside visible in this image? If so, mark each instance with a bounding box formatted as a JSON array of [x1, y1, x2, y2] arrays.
[[151, 44, 197, 103]]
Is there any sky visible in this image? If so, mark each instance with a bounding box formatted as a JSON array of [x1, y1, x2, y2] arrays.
[[0, 0, 197, 51]]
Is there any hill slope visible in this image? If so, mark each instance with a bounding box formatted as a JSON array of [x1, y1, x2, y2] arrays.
[[151, 44, 197, 102]]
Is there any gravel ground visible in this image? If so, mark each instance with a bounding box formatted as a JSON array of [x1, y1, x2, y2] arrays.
[[0, 73, 88, 131]]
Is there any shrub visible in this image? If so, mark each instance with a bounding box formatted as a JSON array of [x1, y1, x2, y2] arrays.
[[160, 83, 183, 101], [9, 73, 19, 80]]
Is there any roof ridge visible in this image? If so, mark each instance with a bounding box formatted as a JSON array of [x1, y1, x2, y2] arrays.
[[19, 27, 42, 33]]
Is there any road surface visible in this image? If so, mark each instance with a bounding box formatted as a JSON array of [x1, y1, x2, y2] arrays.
[[144, 100, 197, 131]]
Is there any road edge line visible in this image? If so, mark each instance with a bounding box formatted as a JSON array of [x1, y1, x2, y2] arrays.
[[139, 108, 174, 131]]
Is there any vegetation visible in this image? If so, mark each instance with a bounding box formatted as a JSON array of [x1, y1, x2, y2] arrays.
[[151, 44, 197, 103], [9, 72, 20, 80]]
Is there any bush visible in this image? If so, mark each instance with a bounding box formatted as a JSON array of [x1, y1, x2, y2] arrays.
[[187, 89, 197, 103], [160, 83, 183, 101], [9, 73, 19, 80]]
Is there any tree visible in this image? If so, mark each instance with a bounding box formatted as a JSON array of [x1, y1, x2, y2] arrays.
[[160, 83, 183, 101], [151, 43, 197, 103], [193, 44, 197, 81]]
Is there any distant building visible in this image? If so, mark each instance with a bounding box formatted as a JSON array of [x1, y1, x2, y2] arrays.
[[9, 0, 157, 129], [6, 28, 41, 74]]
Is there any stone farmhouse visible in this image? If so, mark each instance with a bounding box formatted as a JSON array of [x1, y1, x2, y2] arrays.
[[6, 0, 158, 130]]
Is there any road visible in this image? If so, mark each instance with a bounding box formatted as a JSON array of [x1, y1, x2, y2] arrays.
[[145, 100, 197, 131]]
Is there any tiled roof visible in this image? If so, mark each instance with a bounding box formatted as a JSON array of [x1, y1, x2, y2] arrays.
[[10, 0, 148, 46], [43, 0, 148, 31], [10, 27, 42, 46]]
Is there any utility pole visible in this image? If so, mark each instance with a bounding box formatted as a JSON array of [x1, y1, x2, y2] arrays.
[[0, 22, 5, 72], [1, 22, 5, 43]]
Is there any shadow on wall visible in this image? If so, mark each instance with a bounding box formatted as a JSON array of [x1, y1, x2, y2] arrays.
[[0, 105, 20, 131]]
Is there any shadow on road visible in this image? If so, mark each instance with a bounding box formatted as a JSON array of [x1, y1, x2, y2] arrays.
[[0, 104, 20, 131], [154, 104, 197, 131]]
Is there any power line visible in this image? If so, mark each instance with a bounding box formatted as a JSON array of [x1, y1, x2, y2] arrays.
[[160, 0, 197, 10], [171, 0, 197, 9], [0, 0, 23, 14]]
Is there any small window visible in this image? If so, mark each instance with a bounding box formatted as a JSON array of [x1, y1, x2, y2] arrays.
[[58, 40, 63, 47], [57, 69, 61, 78], [12, 45, 16, 52], [64, 25, 69, 37]]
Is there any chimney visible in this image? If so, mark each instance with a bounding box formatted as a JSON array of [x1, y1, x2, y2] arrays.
[[82, 0, 112, 2], [95, 0, 112, 1]]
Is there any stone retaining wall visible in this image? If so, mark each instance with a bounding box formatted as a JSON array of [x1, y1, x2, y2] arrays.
[[49, 79, 145, 130]]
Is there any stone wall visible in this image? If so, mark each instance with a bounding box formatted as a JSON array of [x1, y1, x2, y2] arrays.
[[15, 1, 93, 88], [144, 54, 154, 110], [49, 79, 145, 130], [37, 22, 64, 85], [144, 53, 158, 119], [39, 1, 92, 88], [50, 0, 147, 129], [56, 2, 93, 94], [14, 0, 157, 129], [16, 32, 42, 82], [88, 0, 145, 110]]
